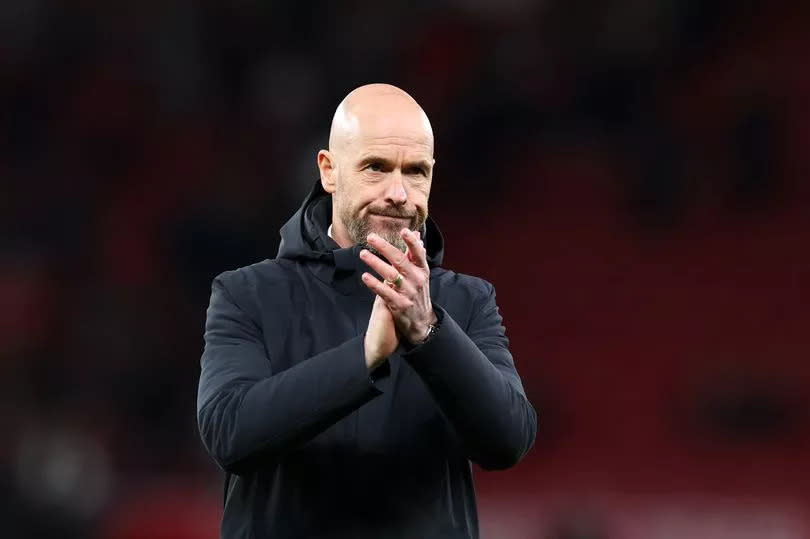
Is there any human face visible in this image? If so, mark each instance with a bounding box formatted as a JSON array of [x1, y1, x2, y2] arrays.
[[321, 97, 435, 252], [335, 140, 433, 252]]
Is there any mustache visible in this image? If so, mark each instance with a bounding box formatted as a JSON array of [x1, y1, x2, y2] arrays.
[[367, 208, 417, 219]]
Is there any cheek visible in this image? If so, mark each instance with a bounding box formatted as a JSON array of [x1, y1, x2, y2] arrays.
[[409, 187, 429, 209], [410, 177, 431, 196], [340, 184, 372, 215], [354, 183, 386, 208], [336, 178, 356, 205]]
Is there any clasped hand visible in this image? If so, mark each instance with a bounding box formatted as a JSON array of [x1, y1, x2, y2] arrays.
[[360, 228, 437, 368]]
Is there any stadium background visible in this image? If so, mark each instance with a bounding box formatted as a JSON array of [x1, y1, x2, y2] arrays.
[[2, 1, 808, 537]]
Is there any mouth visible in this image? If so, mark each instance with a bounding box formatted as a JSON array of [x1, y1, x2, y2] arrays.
[[369, 214, 413, 226]]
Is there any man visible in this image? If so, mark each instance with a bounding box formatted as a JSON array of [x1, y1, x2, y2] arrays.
[[197, 84, 537, 538]]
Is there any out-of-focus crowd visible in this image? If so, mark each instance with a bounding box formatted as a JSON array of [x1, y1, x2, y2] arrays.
[[2, 1, 808, 537]]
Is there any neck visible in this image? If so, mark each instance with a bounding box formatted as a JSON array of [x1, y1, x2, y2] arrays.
[[329, 220, 354, 249]]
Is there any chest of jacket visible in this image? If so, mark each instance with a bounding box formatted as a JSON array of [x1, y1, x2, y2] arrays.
[[250, 263, 473, 460]]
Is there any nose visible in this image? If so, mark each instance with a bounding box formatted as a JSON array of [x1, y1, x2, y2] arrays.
[[384, 171, 408, 206]]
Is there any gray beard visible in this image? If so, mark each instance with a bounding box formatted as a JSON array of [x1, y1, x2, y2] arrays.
[[345, 213, 408, 254]]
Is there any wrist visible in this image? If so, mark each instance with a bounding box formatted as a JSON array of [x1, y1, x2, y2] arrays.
[[363, 334, 383, 369], [406, 312, 439, 345], [407, 327, 430, 345]]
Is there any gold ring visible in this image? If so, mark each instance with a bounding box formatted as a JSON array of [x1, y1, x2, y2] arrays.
[[384, 273, 404, 288]]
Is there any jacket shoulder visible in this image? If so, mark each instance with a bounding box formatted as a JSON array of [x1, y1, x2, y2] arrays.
[[214, 258, 296, 285], [432, 268, 494, 299], [212, 258, 297, 305], [431, 268, 497, 331]]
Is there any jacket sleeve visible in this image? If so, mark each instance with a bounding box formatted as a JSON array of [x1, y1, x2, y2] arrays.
[[196, 273, 382, 473], [403, 281, 537, 470]]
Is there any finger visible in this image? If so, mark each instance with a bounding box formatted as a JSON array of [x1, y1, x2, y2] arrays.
[[366, 233, 418, 276], [401, 228, 428, 270], [406, 230, 425, 265], [359, 248, 396, 280], [359, 249, 415, 293], [406, 245, 417, 265], [361, 272, 410, 310]]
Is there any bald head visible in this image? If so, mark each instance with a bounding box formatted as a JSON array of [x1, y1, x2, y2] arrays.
[[317, 84, 435, 251], [328, 83, 434, 155]]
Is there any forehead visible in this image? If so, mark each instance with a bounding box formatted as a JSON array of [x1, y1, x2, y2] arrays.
[[345, 102, 433, 159]]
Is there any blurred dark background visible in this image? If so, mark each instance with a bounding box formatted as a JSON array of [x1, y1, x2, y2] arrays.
[[2, 1, 809, 538]]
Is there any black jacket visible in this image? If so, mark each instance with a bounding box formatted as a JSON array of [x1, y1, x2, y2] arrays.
[[197, 181, 537, 538]]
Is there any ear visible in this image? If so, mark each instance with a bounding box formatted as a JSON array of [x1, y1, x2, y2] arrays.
[[317, 150, 337, 194]]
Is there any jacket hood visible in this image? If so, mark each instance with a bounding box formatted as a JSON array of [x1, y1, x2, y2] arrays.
[[277, 180, 445, 270]]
